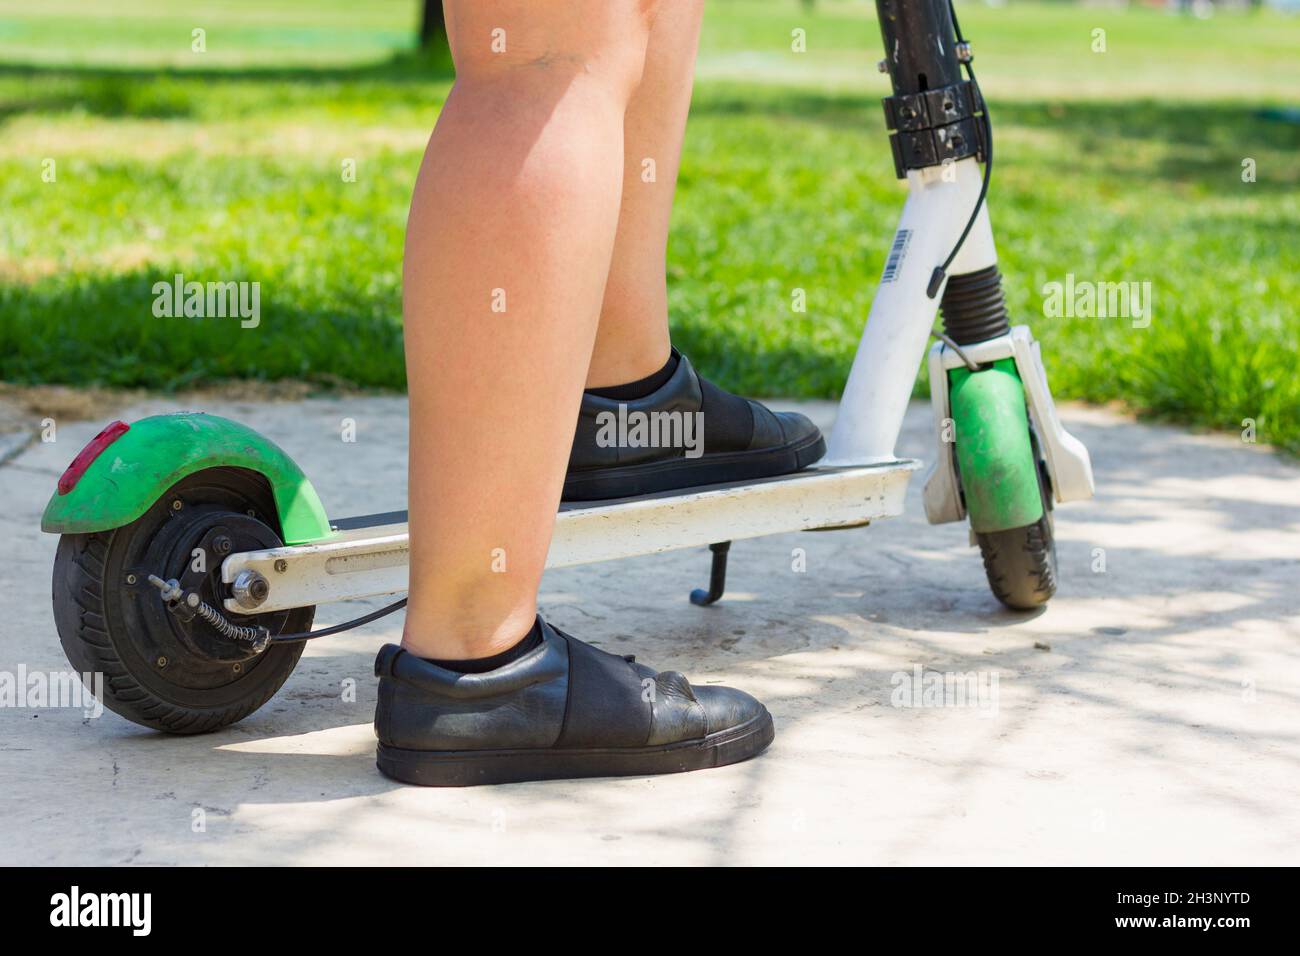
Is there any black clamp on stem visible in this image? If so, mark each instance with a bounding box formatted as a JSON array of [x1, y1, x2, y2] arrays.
[[882, 79, 984, 179]]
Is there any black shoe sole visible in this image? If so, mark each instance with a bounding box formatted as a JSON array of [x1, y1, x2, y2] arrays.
[[562, 432, 826, 502], [376, 708, 775, 787]]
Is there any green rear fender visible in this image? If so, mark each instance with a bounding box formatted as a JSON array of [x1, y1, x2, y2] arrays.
[[949, 358, 1045, 534], [41, 413, 333, 545]]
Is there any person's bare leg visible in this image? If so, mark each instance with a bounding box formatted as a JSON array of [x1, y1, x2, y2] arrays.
[[401, 1, 656, 660], [378, 0, 777, 786], [584, 0, 705, 389], [563, 0, 823, 506]]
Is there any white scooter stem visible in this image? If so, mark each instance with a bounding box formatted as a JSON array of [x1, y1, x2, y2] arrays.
[[825, 155, 997, 466]]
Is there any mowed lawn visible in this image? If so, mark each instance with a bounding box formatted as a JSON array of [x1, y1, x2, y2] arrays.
[[0, 0, 1297, 451]]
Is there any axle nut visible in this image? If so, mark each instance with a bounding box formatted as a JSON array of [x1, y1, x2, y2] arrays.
[[231, 569, 271, 610]]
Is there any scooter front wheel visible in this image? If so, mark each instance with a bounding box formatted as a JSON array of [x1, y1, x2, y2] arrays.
[[51, 467, 314, 734], [949, 359, 1058, 610], [974, 446, 1057, 610]]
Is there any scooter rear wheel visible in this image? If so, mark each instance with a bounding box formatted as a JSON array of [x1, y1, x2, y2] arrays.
[[51, 467, 314, 734]]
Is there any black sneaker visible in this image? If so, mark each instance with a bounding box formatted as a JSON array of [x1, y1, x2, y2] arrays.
[[374, 617, 774, 786], [563, 349, 825, 501]]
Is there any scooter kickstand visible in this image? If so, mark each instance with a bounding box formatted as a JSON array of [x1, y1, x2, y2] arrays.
[[689, 541, 731, 607]]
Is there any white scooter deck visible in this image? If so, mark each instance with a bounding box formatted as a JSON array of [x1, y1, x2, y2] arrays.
[[221, 461, 920, 614]]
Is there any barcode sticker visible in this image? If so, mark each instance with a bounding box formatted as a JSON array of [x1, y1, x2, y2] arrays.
[[881, 228, 912, 283]]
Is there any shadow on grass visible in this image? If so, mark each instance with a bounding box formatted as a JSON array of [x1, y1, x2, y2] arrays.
[[0, 267, 854, 399], [691, 87, 1300, 194], [0, 270, 407, 391], [0, 48, 456, 87], [0, 49, 456, 123]]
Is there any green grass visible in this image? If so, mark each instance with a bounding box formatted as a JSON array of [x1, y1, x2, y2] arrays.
[[0, 0, 1297, 452]]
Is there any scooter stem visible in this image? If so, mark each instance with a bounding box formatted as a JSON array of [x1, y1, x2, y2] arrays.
[[825, 0, 996, 465], [825, 159, 995, 466]]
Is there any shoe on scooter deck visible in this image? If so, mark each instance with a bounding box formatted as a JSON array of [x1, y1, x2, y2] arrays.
[[563, 348, 828, 501]]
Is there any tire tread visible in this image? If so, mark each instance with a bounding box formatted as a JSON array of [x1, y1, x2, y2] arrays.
[[976, 515, 1057, 610]]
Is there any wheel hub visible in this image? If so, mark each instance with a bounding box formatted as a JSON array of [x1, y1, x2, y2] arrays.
[[141, 506, 289, 667]]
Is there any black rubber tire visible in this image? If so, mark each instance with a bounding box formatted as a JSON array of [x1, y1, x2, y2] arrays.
[[51, 469, 313, 734], [974, 440, 1057, 611]]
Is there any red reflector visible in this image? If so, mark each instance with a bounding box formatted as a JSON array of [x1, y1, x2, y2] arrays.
[[57, 421, 131, 495]]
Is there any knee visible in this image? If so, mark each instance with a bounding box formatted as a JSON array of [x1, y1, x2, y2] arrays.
[[445, 0, 658, 103]]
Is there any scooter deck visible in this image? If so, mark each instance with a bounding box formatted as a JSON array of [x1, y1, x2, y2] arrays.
[[222, 460, 919, 614]]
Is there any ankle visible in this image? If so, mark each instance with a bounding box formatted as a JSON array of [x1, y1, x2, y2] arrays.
[[585, 343, 673, 391], [400, 604, 538, 661], [586, 348, 678, 400]]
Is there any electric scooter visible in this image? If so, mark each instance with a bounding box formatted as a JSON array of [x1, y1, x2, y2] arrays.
[[41, 0, 1093, 734]]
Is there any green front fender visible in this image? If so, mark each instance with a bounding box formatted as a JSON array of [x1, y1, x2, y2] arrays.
[[949, 359, 1045, 534], [41, 413, 333, 545]]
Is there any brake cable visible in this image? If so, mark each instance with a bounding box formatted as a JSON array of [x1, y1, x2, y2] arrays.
[[271, 598, 408, 644], [148, 574, 407, 648], [930, 330, 982, 372]]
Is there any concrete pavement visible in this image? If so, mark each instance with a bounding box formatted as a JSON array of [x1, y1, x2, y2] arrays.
[[1, 393, 1296, 865]]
